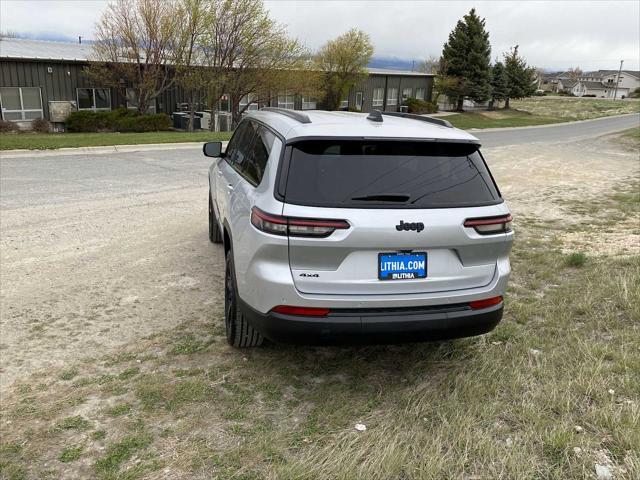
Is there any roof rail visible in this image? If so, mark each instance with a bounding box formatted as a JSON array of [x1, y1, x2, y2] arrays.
[[381, 111, 453, 128], [260, 107, 311, 124]]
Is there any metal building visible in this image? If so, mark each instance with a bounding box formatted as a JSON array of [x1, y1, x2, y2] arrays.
[[0, 38, 433, 126]]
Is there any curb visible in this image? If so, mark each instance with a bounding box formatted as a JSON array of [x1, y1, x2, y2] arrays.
[[0, 141, 228, 159]]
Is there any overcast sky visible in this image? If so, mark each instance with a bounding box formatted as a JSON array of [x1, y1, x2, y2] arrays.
[[1, 0, 638, 71]]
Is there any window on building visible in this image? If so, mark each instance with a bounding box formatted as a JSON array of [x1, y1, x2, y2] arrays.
[[387, 88, 398, 106], [355, 92, 363, 110], [415, 88, 426, 100], [402, 87, 412, 100], [0, 87, 44, 121], [77, 88, 111, 111], [301, 96, 317, 110], [277, 93, 295, 109], [125, 88, 156, 113], [239, 94, 259, 112], [372, 88, 384, 107]]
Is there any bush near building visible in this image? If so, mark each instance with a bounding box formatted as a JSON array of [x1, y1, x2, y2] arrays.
[[65, 108, 171, 133], [0, 119, 19, 133], [405, 98, 438, 114], [31, 118, 51, 133]]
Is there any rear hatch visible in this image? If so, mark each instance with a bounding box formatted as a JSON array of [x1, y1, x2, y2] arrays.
[[281, 139, 510, 296]]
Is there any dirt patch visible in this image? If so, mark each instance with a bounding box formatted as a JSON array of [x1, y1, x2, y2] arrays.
[[485, 133, 639, 256]]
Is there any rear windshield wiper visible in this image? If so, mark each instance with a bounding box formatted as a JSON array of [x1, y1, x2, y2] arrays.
[[350, 194, 411, 202]]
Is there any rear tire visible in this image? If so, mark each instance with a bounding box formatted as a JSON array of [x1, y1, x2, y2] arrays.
[[224, 251, 263, 348], [209, 190, 222, 244]]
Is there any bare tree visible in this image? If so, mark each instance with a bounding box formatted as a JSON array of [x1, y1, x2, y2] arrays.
[[196, 0, 313, 128], [566, 67, 583, 80], [314, 29, 374, 111], [174, 0, 210, 130], [88, 0, 183, 114]]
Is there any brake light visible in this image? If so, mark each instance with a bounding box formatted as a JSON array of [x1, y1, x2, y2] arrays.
[[464, 214, 512, 234], [469, 296, 503, 310], [271, 305, 331, 317], [251, 207, 349, 238]]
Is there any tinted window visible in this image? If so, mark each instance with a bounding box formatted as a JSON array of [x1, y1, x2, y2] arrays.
[[225, 121, 252, 167], [284, 141, 501, 208], [242, 125, 275, 185], [226, 121, 274, 186]]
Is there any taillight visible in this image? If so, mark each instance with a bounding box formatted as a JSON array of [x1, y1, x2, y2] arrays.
[[469, 296, 503, 310], [271, 305, 331, 317], [464, 214, 512, 234], [251, 207, 349, 238]]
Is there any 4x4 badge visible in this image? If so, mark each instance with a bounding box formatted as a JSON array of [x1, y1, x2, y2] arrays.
[[396, 221, 424, 232]]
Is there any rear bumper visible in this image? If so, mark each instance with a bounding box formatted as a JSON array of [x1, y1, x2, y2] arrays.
[[239, 299, 503, 345]]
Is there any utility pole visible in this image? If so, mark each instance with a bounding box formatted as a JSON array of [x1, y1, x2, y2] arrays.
[[613, 59, 623, 100]]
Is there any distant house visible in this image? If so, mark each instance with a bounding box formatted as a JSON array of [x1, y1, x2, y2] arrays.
[[557, 78, 586, 96], [581, 81, 609, 97], [578, 70, 640, 98], [541, 72, 566, 92]]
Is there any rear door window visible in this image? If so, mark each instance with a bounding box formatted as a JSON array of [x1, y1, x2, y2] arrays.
[[284, 140, 501, 208], [225, 120, 275, 186]]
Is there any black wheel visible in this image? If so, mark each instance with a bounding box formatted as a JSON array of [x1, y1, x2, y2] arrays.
[[208, 190, 222, 244], [224, 251, 263, 348]]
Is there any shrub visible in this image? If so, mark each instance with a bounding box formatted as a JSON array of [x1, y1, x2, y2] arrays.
[[534, 90, 546, 96], [405, 98, 438, 114], [0, 119, 18, 133], [630, 87, 640, 98], [566, 252, 587, 268], [583, 94, 596, 97], [31, 118, 51, 133], [66, 108, 170, 133]]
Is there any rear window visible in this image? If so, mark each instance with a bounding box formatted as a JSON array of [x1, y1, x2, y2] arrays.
[[283, 140, 502, 208]]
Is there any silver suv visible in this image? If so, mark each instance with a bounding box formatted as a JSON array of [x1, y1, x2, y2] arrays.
[[205, 108, 513, 347]]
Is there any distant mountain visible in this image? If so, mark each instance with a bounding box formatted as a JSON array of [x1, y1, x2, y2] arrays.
[[368, 56, 421, 71], [1, 32, 90, 44]]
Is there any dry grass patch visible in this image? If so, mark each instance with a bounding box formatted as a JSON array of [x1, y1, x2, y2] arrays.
[[0, 182, 638, 479]]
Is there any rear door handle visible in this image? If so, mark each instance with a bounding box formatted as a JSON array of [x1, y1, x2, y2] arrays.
[[217, 170, 223, 176], [226, 184, 234, 191]]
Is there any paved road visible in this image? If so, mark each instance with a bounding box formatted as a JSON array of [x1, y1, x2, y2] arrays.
[[474, 113, 639, 148], [1, 114, 638, 210]]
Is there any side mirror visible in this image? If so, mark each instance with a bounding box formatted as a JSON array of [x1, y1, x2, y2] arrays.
[[203, 141, 223, 158]]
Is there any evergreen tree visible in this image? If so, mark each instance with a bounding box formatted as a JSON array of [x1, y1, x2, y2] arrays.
[[440, 8, 492, 111], [503, 45, 537, 108], [489, 61, 508, 109]]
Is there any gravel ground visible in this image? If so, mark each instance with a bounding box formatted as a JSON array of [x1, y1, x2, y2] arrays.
[[1, 131, 638, 391]]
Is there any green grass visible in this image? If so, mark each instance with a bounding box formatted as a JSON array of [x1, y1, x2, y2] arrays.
[[446, 97, 639, 129], [58, 445, 83, 463], [0, 131, 232, 151], [54, 415, 91, 431], [447, 110, 567, 129], [94, 434, 152, 479], [565, 252, 587, 267]]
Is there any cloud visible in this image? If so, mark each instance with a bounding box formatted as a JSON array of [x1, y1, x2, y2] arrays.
[[2, 0, 638, 71]]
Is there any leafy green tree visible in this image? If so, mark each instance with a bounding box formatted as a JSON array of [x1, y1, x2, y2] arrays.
[[489, 61, 508, 109], [503, 45, 537, 108], [440, 8, 492, 111], [314, 29, 374, 111]]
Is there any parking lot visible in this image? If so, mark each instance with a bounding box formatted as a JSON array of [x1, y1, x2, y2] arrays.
[[0, 117, 638, 478]]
